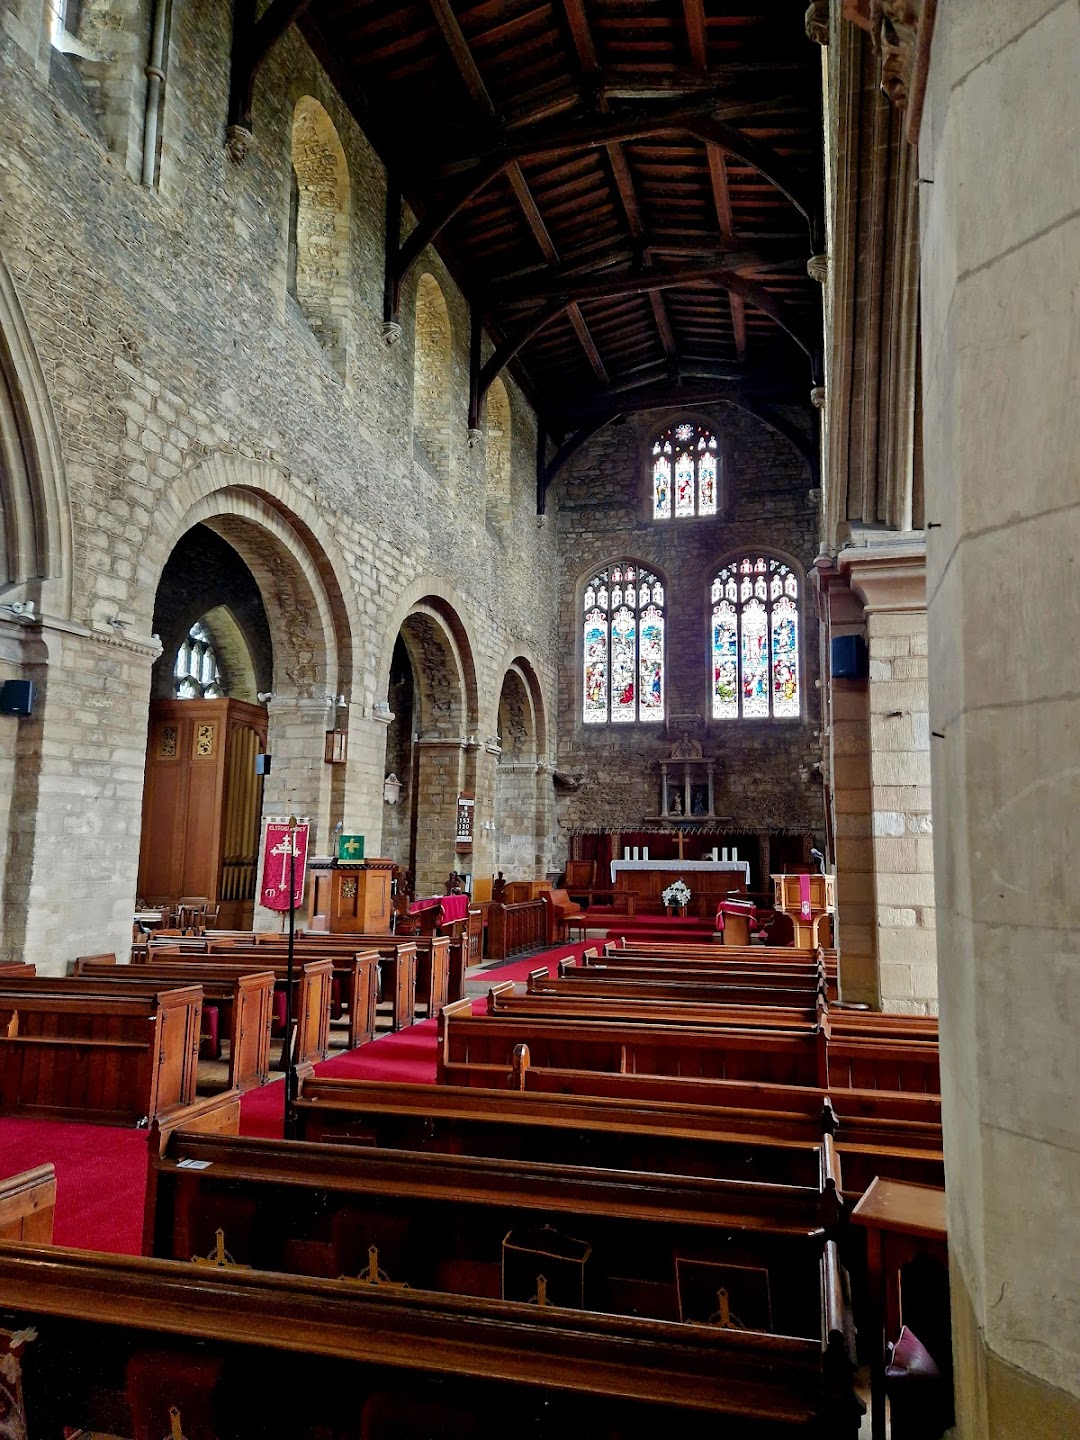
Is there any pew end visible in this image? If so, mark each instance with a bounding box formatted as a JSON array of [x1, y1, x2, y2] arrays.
[[0, 1163, 56, 1243]]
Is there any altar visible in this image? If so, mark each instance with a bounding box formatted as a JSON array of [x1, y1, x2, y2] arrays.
[[610, 857, 750, 913]]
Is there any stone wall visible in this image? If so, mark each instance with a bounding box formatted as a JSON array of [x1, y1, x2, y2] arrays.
[[550, 409, 825, 865], [920, 2, 1080, 1433], [0, 0, 559, 964]]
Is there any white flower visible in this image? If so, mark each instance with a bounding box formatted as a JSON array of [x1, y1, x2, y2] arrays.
[[661, 880, 692, 906]]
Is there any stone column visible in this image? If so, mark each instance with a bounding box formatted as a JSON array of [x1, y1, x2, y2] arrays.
[[4, 618, 159, 972], [921, 4, 1080, 1431], [817, 563, 878, 1004], [343, 702, 393, 856], [253, 694, 334, 930], [413, 736, 466, 896], [839, 535, 936, 1013]]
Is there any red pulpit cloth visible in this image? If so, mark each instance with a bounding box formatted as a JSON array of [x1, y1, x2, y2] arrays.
[[798, 872, 812, 921], [715, 900, 758, 932], [409, 894, 470, 922], [259, 821, 310, 911]]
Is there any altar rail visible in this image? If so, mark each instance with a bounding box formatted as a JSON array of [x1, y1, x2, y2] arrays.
[[486, 898, 553, 960]]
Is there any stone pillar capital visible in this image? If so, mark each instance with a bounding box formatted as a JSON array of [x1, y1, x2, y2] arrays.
[[836, 531, 927, 614]]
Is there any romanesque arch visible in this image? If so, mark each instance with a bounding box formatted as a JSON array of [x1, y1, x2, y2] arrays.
[[413, 273, 452, 481], [288, 97, 351, 377]]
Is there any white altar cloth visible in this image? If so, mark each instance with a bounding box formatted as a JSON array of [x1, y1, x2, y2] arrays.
[[610, 858, 750, 884]]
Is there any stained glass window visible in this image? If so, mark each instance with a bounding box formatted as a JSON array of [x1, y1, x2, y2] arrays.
[[175, 621, 225, 700], [710, 556, 801, 719], [582, 563, 664, 723], [651, 421, 721, 519]]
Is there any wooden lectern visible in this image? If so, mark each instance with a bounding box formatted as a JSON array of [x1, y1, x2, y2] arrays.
[[313, 858, 394, 933], [771, 872, 836, 947]]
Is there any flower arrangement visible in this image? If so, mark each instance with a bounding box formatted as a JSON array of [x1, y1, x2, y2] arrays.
[[661, 879, 692, 909]]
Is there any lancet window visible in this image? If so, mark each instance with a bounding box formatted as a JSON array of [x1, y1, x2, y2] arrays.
[[711, 556, 800, 719], [175, 622, 224, 700], [583, 563, 665, 724]]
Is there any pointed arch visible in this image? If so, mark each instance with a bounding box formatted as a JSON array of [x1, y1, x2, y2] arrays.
[[0, 253, 73, 619]]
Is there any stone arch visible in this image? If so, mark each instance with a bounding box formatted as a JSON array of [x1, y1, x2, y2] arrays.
[[376, 577, 480, 733], [413, 273, 452, 480], [137, 453, 361, 865], [288, 97, 351, 377], [0, 252, 74, 619], [380, 586, 479, 896], [493, 655, 550, 878], [484, 376, 512, 530]]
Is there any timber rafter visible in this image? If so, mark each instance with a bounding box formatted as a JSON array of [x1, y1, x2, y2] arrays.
[[297, 0, 823, 509]]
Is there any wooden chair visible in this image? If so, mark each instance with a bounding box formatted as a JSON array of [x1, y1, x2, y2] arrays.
[[563, 859, 616, 908]]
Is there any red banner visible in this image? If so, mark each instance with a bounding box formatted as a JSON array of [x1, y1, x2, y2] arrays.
[[259, 820, 310, 911]]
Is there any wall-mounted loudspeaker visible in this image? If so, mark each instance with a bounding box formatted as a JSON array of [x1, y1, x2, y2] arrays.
[[0, 680, 35, 716], [255, 753, 272, 775], [831, 635, 869, 680]]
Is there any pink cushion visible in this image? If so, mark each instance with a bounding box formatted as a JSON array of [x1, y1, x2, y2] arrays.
[[887, 1325, 942, 1380]]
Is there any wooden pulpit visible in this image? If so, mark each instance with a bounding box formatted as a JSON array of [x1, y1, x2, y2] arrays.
[[323, 859, 394, 933], [771, 872, 836, 947]]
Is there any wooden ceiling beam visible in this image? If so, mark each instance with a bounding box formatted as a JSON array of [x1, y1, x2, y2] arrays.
[[227, 0, 312, 138], [682, 0, 708, 72], [558, 0, 599, 74], [426, 0, 496, 116], [568, 305, 609, 384], [707, 142, 747, 363], [488, 248, 804, 307]]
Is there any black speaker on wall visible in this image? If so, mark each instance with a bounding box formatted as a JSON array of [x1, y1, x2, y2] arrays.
[[254, 753, 272, 775], [0, 680, 35, 716], [831, 635, 869, 680]]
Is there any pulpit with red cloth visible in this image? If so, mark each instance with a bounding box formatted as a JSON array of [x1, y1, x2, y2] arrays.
[[771, 871, 835, 947], [714, 899, 766, 946], [409, 893, 470, 937]]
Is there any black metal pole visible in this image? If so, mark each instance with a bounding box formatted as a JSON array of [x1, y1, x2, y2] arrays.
[[283, 814, 298, 1137]]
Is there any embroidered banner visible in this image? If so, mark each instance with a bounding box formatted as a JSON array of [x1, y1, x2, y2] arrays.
[[259, 820, 310, 911]]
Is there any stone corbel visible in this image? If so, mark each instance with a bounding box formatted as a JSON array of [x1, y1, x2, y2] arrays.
[[837, 530, 926, 614], [842, 0, 937, 143]]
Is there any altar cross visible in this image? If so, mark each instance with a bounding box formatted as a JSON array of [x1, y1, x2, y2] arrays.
[[675, 828, 687, 860]]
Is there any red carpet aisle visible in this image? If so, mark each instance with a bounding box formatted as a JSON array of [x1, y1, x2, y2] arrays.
[[0, 942, 592, 1243], [0, 1115, 148, 1253]]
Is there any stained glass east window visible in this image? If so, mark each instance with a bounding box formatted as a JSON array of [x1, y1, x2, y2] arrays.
[[710, 557, 800, 719], [651, 421, 720, 519], [583, 564, 664, 723]]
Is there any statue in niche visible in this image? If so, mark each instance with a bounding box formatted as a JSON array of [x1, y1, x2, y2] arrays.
[[691, 789, 708, 817], [670, 791, 684, 816], [670, 731, 703, 760]]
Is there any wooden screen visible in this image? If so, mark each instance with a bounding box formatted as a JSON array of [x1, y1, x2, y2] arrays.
[[138, 698, 267, 928]]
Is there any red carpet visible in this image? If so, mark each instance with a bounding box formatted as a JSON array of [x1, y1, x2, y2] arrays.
[[0, 1115, 148, 1254], [0, 940, 593, 1247]]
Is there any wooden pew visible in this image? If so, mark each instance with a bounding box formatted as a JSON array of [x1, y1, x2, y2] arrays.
[[133, 953, 335, 1070], [149, 934, 381, 1041], [72, 957, 276, 1090], [147, 1131, 838, 1313], [489, 980, 821, 1032], [0, 976, 202, 1126], [0, 1242, 863, 1436], [0, 1163, 55, 1242], [542, 963, 825, 1008], [438, 1000, 942, 1096]]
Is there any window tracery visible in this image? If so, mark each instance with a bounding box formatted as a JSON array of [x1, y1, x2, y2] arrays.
[[583, 563, 664, 724], [711, 556, 800, 719], [651, 420, 720, 519], [175, 622, 225, 700]]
